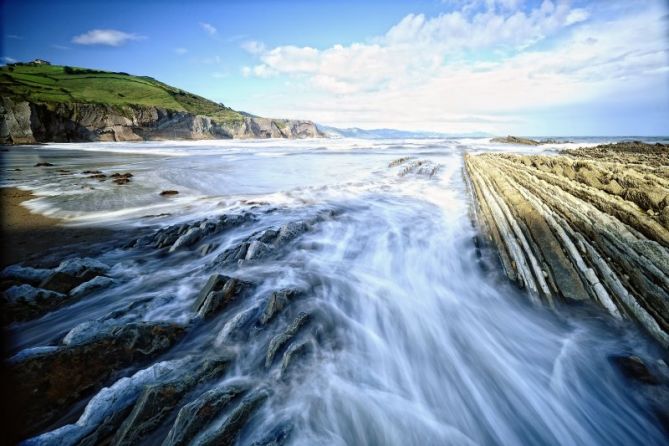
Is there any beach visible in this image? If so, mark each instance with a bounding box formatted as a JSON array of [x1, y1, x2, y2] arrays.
[[1, 187, 119, 267]]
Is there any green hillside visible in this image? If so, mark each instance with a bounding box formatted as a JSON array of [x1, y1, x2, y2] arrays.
[[0, 62, 244, 123]]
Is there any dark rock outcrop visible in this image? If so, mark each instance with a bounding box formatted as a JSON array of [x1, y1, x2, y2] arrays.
[[265, 312, 311, 368], [162, 384, 250, 446], [490, 135, 541, 146], [11, 321, 185, 438], [113, 356, 232, 446], [193, 274, 253, 319], [1, 258, 111, 323], [194, 389, 270, 446]]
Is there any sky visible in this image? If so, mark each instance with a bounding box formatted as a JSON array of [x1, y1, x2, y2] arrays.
[[2, 0, 668, 136]]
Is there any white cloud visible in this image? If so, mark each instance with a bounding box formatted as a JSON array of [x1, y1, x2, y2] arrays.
[[51, 44, 70, 50], [6, 34, 22, 40], [241, 40, 266, 55], [200, 22, 217, 36], [565, 8, 589, 26], [72, 29, 143, 46], [239, 1, 668, 132], [174, 47, 188, 55], [2, 56, 17, 64]]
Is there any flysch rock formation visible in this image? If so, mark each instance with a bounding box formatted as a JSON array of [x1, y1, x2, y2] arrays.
[[0, 96, 322, 143], [3, 205, 341, 444], [465, 141, 669, 347]]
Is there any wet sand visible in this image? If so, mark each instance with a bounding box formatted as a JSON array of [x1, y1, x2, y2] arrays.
[[1, 187, 123, 267]]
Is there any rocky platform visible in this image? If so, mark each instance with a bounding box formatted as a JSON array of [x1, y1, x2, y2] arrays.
[[465, 141, 669, 347]]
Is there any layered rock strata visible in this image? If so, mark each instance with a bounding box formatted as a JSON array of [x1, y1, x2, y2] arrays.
[[465, 142, 669, 346], [0, 97, 322, 143]]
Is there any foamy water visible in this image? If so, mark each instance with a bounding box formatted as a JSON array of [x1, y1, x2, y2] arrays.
[[3, 137, 667, 445]]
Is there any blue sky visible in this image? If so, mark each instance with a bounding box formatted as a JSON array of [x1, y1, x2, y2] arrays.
[[2, 0, 668, 135]]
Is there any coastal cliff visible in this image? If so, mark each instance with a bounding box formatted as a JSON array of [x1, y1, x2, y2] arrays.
[[0, 62, 322, 143], [465, 142, 669, 346], [0, 97, 322, 143]]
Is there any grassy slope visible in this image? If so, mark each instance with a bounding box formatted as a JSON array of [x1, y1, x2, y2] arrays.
[[0, 63, 244, 123]]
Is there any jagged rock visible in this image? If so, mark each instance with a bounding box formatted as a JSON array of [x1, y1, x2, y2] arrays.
[[266, 312, 311, 368], [217, 213, 255, 232], [398, 160, 440, 178], [259, 289, 301, 325], [194, 389, 270, 446], [193, 274, 252, 319], [23, 358, 191, 446], [162, 384, 250, 446], [113, 356, 232, 446], [193, 274, 226, 309], [245, 240, 272, 261], [275, 221, 308, 245], [217, 305, 263, 343], [38, 257, 110, 294], [62, 320, 109, 345], [69, 276, 114, 298], [199, 243, 217, 256], [281, 339, 316, 376], [3, 284, 65, 304], [1, 284, 67, 323], [113, 178, 130, 185], [34, 162, 55, 167], [11, 322, 185, 438], [160, 190, 179, 196], [215, 242, 250, 266], [169, 227, 202, 252], [1, 264, 50, 284], [257, 228, 279, 243]]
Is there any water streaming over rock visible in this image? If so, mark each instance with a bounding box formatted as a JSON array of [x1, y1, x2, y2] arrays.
[[2, 138, 667, 445]]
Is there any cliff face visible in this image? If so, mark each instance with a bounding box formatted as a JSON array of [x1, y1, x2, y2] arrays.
[[0, 97, 322, 144], [465, 142, 669, 347]]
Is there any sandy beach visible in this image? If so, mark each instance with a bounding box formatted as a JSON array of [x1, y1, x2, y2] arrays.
[[1, 187, 120, 267]]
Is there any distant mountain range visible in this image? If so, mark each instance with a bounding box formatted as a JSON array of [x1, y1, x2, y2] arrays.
[[318, 125, 492, 139]]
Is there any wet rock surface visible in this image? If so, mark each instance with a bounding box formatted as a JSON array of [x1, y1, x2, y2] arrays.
[[465, 141, 669, 346], [1, 257, 112, 323], [11, 322, 186, 439], [5, 206, 338, 444]]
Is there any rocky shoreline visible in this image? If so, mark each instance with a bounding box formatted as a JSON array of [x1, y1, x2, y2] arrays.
[[465, 141, 669, 346], [1, 200, 340, 444], [1, 97, 323, 144]]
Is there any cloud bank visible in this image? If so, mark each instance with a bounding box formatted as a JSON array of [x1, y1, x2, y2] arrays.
[[240, 0, 668, 132]]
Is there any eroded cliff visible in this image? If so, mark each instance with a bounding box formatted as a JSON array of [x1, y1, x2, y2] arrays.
[[0, 97, 322, 143]]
